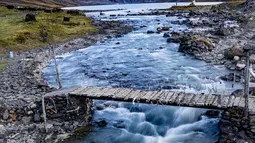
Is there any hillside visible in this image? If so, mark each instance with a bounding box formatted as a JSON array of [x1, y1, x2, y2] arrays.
[[0, 0, 233, 8], [0, 0, 78, 8]]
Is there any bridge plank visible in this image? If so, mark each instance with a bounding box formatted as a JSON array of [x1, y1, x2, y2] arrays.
[[126, 90, 143, 101], [123, 89, 136, 100], [206, 95, 215, 106], [84, 87, 104, 98], [180, 93, 193, 106], [203, 95, 209, 106], [196, 94, 206, 107], [158, 91, 169, 103], [109, 88, 124, 99], [99, 87, 117, 97], [238, 97, 245, 108], [178, 93, 187, 105], [99, 88, 120, 99], [249, 98, 255, 112], [221, 96, 229, 108], [151, 91, 165, 102], [113, 88, 133, 100], [90, 87, 107, 98], [147, 91, 161, 103], [212, 95, 221, 107], [68, 87, 84, 95], [227, 96, 235, 107], [133, 91, 148, 102], [142, 91, 155, 101], [209, 95, 218, 107], [70, 87, 88, 95], [163, 92, 175, 104], [190, 94, 201, 106], [186, 93, 196, 106], [168, 92, 179, 104], [176, 92, 185, 105], [77, 87, 96, 96], [233, 97, 241, 107]]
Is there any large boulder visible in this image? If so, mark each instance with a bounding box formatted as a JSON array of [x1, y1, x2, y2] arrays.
[[25, 13, 36, 22], [224, 46, 244, 59], [178, 34, 215, 55], [166, 32, 182, 43]]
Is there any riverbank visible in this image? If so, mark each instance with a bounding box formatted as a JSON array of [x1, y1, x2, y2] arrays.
[[0, 18, 132, 142]]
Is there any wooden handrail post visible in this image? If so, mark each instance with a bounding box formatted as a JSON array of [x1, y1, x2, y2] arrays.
[[244, 50, 250, 117], [52, 45, 62, 89], [42, 95, 47, 133]]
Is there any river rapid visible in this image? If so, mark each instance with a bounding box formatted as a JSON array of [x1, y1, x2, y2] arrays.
[[43, 2, 242, 143]]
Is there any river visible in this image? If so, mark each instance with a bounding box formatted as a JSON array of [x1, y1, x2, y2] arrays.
[[43, 2, 242, 143]]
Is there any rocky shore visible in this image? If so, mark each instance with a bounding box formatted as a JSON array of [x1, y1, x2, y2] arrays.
[[0, 20, 132, 143]]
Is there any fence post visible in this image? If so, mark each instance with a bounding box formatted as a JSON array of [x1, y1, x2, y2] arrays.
[[52, 45, 62, 89], [244, 46, 251, 118], [42, 95, 47, 133]]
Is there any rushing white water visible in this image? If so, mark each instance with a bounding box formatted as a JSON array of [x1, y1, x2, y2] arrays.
[[44, 2, 241, 143]]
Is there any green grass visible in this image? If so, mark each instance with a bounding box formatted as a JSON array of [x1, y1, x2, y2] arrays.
[[0, 6, 98, 52], [0, 61, 8, 72], [167, 5, 213, 11], [0, 6, 18, 17]]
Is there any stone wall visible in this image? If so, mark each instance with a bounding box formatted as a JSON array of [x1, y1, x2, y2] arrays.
[[0, 95, 93, 126], [218, 107, 255, 143]]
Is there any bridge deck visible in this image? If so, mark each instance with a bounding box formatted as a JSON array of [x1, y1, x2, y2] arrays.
[[45, 86, 255, 111]]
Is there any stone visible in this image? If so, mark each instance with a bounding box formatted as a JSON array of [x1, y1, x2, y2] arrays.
[[147, 31, 155, 34], [96, 104, 105, 110], [27, 111, 33, 116], [0, 125, 6, 135], [215, 24, 234, 36], [3, 110, 9, 120], [63, 17, 70, 22], [204, 110, 220, 118], [224, 46, 244, 59], [96, 120, 107, 127], [163, 33, 170, 38], [236, 62, 246, 70], [233, 56, 240, 61], [25, 13, 36, 22], [21, 116, 32, 124], [30, 104, 37, 109], [237, 130, 246, 139], [33, 111, 40, 122]]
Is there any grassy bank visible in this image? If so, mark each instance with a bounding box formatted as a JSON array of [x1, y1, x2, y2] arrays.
[[0, 6, 98, 52], [0, 6, 98, 71]]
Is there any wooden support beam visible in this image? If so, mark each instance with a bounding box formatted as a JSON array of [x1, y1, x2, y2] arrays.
[[244, 50, 250, 117]]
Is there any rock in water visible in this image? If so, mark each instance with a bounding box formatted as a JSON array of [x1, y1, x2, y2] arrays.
[[96, 120, 107, 127], [178, 34, 215, 55], [147, 31, 154, 34], [25, 13, 36, 22], [3, 110, 9, 120], [204, 110, 220, 118]]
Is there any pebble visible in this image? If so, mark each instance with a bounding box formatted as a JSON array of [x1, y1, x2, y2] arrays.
[[3, 110, 9, 120]]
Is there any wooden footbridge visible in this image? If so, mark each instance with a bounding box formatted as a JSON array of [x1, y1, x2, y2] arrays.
[[44, 86, 255, 112], [43, 43, 255, 114]]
